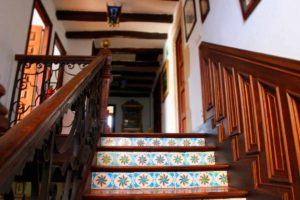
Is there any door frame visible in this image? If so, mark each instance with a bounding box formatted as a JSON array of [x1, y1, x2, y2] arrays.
[[25, 0, 52, 55], [175, 29, 187, 133]]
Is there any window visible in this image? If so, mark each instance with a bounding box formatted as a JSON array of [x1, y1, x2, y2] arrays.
[[107, 105, 116, 132]]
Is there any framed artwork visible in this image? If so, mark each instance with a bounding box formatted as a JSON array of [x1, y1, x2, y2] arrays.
[[183, 0, 197, 41], [161, 60, 169, 103], [199, 0, 210, 23], [239, 0, 261, 20]]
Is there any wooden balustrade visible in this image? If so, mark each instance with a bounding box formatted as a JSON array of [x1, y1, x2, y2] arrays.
[[199, 42, 300, 200], [0, 50, 112, 199], [9, 55, 96, 125]]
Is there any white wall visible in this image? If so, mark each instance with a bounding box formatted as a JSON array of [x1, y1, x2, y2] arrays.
[[0, 0, 33, 106], [0, 0, 69, 108], [163, 0, 300, 132], [67, 40, 92, 56], [108, 97, 153, 132], [161, 3, 181, 133]]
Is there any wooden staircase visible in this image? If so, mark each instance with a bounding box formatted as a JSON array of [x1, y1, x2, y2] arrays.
[[82, 133, 248, 199]]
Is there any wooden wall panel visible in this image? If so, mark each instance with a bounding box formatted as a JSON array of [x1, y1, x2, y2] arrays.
[[286, 92, 300, 176], [203, 59, 214, 111], [199, 42, 300, 200], [212, 62, 226, 121], [258, 81, 292, 183], [200, 58, 216, 121], [223, 67, 241, 135], [238, 73, 260, 154]]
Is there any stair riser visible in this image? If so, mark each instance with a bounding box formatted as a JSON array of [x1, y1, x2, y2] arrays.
[[97, 152, 215, 166], [91, 171, 228, 189], [100, 137, 205, 147]]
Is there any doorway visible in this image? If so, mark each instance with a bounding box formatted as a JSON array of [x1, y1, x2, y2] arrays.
[[19, 0, 52, 120], [176, 30, 186, 132]]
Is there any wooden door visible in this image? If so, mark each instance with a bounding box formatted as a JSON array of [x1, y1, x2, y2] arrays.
[[153, 75, 162, 132], [19, 25, 42, 119], [176, 30, 186, 132]]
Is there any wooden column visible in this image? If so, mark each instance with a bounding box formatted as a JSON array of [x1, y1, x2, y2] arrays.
[[99, 41, 112, 133], [0, 84, 9, 135]]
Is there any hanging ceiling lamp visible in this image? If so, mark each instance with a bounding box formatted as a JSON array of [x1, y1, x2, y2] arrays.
[[107, 1, 122, 27]]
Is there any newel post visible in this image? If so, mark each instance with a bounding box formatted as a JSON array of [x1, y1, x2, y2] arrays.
[[99, 40, 112, 134], [0, 84, 9, 135]]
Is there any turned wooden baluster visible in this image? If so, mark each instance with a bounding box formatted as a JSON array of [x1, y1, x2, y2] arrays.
[[99, 40, 112, 134], [0, 84, 9, 135]]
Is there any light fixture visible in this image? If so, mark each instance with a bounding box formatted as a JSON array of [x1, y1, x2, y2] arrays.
[[107, 1, 122, 27]]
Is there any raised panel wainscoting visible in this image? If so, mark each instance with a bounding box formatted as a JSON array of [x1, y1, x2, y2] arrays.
[[199, 42, 300, 200]]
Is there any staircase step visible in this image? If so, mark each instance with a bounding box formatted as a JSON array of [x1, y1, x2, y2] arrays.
[[83, 187, 248, 199], [97, 151, 216, 166], [102, 133, 208, 138], [92, 165, 230, 172], [100, 136, 205, 147], [91, 171, 228, 189], [97, 146, 216, 152]]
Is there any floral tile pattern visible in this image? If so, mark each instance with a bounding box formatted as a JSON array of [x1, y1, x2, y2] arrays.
[[97, 152, 216, 166], [100, 137, 205, 147], [91, 171, 228, 189]]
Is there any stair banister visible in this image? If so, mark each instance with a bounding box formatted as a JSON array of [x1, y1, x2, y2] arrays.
[[0, 48, 112, 199]]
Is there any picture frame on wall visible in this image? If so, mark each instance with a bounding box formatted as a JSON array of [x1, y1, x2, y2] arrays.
[[183, 0, 197, 41], [239, 0, 261, 20], [161, 60, 169, 103], [199, 0, 210, 23]]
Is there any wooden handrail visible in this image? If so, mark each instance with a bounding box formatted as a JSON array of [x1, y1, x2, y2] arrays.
[[15, 54, 96, 63], [0, 55, 106, 191]]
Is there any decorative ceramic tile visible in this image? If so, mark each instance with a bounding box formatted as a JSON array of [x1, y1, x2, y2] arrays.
[[97, 151, 215, 166], [91, 171, 228, 189], [100, 137, 205, 147]]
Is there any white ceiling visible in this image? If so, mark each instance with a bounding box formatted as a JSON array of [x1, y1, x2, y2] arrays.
[[62, 21, 171, 32], [53, 0, 178, 49], [93, 38, 165, 48]]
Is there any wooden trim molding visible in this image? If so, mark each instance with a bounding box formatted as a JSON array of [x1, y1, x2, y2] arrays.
[[56, 11, 173, 23], [199, 42, 300, 200], [25, 0, 53, 55], [66, 31, 168, 39]]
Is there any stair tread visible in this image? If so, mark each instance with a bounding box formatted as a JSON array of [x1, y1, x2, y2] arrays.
[[83, 187, 248, 199], [91, 164, 230, 172], [97, 146, 217, 152], [102, 133, 208, 138]]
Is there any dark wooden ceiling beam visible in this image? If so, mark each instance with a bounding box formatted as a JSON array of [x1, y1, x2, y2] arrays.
[[111, 71, 156, 78], [97, 48, 163, 54], [56, 11, 173, 23], [114, 79, 153, 85], [112, 66, 157, 73], [112, 61, 159, 67], [111, 86, 152, 91], [113, 75, 155, 81], [66, 31, 167, 39], [109, 92, 150, 98]]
